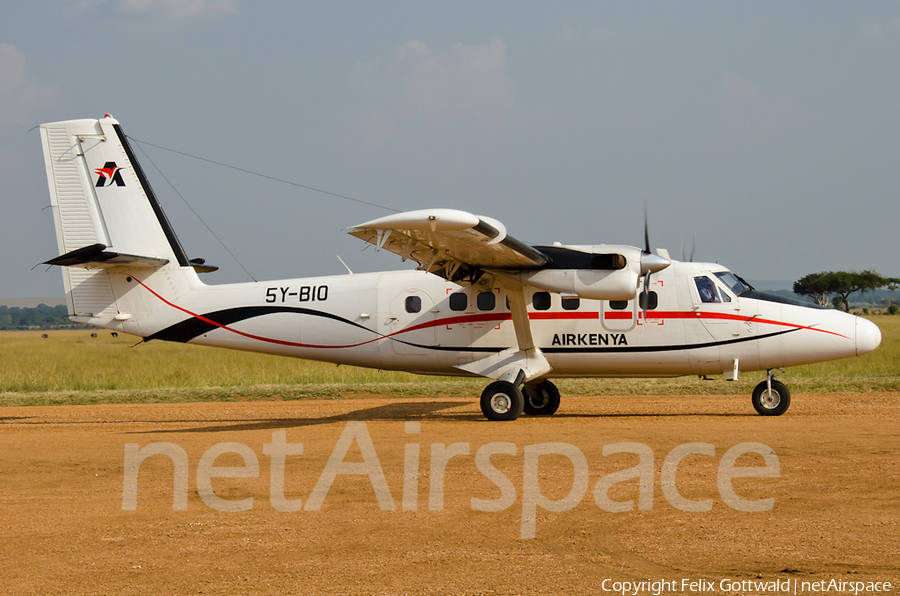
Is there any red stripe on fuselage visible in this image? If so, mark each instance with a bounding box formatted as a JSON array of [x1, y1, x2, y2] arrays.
[[133, 276, 850, 349], [604, 312, 632, 320]]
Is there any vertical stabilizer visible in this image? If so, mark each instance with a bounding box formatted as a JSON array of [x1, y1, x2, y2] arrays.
[[40, 115, 189, 266], [39, 115, 196, 327]]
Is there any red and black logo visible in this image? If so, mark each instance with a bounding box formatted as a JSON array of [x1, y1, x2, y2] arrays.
[[95, 162, 125, 187]]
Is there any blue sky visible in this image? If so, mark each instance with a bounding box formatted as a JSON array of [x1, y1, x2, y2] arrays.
[[2, 1, 899, 297]]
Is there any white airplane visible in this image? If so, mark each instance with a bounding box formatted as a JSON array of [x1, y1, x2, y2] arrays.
[[37, 116, 882, 420]]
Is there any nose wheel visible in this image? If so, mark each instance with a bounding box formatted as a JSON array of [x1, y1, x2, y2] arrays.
[[752, 373, 791, 416]]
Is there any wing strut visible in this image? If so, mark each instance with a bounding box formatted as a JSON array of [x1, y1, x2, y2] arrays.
[[455, 283, 552, 385]]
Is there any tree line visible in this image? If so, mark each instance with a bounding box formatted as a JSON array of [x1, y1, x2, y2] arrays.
[[793, 271, 900, 313], [0, 304, 88, 330]]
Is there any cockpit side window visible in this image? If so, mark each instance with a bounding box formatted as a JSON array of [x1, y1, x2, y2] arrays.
[[694, 276, 721, 303], [714, 271, 752, 296]]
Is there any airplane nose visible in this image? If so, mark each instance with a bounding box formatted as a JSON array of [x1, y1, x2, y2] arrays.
[[856, 317, 882, 356]]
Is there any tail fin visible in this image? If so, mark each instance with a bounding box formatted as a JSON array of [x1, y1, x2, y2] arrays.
[[40, 115, 190, 268], [39, 115, 197, 328]]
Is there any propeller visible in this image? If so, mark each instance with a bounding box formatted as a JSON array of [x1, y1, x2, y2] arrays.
[[680, 234, 696, 262], [639, 202, 671, 323]]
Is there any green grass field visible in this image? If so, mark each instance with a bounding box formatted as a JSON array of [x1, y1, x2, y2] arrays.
[[2, 316, 898, 407]]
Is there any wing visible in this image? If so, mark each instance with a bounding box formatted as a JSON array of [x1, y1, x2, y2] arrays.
[[348, 209, 548, 280], [349, 208, 554, 383]]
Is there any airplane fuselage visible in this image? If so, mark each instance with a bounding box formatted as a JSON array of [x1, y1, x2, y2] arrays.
[[115, 260, 877, 381]]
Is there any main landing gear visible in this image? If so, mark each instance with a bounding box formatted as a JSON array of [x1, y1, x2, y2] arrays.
[[480, 380, 561, 421], [751, 369, 791, 416]]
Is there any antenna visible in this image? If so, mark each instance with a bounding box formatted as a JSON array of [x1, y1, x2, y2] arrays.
[[337, 255, 353, 275]]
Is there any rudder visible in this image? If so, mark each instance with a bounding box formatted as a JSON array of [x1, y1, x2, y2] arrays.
[[39, 115, 195, 328]]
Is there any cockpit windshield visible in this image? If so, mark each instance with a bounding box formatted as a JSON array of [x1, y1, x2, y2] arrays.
[[714, 271, 753, 296]]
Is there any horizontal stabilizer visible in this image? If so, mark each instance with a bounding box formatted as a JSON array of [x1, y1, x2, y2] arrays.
[[43, 243, 169, 269]]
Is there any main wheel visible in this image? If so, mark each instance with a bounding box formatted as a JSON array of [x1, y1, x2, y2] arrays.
[[480, 381, 525, 421], [522, 380, 561, 416], [752, 380, 791, 416]]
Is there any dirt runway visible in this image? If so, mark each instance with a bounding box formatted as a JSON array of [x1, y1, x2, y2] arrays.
[[1, 393, 898, 595]]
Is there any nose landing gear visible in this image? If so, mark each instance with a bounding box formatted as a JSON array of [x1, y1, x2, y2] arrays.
[[752, 369, 791, 416]]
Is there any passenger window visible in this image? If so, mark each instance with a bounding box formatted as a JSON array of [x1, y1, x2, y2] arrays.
[[477, 291, 496, 311], [561, 297, 580, 311], [532, 292, 551, 311], [638, 290, 659, 310], [449, 293, 467, 311], [405, 295, 422, 313], [639, 291, 658, 310], [694, 276, 721, 303], [609, 300, 628, 310]]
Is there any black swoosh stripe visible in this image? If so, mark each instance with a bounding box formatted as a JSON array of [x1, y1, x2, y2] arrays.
[[148, 307, 798, 357], [147, 306, 380, 343], [396, 328, 799, 354], [541, 328, 798, 353]]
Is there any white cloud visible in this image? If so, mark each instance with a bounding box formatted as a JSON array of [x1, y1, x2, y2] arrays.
[[559, 25, 615, 46], [0, 44, 53, 128], [559, 26, 578, 45], [587, 27, 616, 44], [394, 39, 514, 121], [861, 16, 900, 47], [348, 39, 517, 148], [719, 73, 798, 139], [721, 74, 761, 100], [70, 0, 236, 21], [350, 108, 397, 153]]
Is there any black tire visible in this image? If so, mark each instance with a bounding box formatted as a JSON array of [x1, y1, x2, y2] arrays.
[[522, 380, 561, 416], [480, 381, 525, 421], [752, 380, 791, 416]]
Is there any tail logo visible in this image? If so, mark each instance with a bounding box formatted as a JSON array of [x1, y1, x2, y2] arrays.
[[95, 162, 126, 187]]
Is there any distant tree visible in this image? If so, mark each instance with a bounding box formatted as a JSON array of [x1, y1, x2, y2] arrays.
[[888, 279, 900, 307], [794, 270, 887, 312], [833, 270, 888, 313], [794, 272, 836, 307], [0, 304, 85, 330]]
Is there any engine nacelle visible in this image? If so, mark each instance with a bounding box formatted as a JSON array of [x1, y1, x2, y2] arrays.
[[493, 244, 670, 300], [491, 244, 667, 300]]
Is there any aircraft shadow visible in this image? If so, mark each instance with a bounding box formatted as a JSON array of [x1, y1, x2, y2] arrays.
[[131, 400, 758, 435], [131, 401, 478, 434], [552, 411, 756, 419]]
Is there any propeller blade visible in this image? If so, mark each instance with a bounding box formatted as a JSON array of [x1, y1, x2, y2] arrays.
[[643, 201, 650, 254], [639, 200, 669, 325], [690, 234, 696, 262], [641, 272, 650, 323]]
